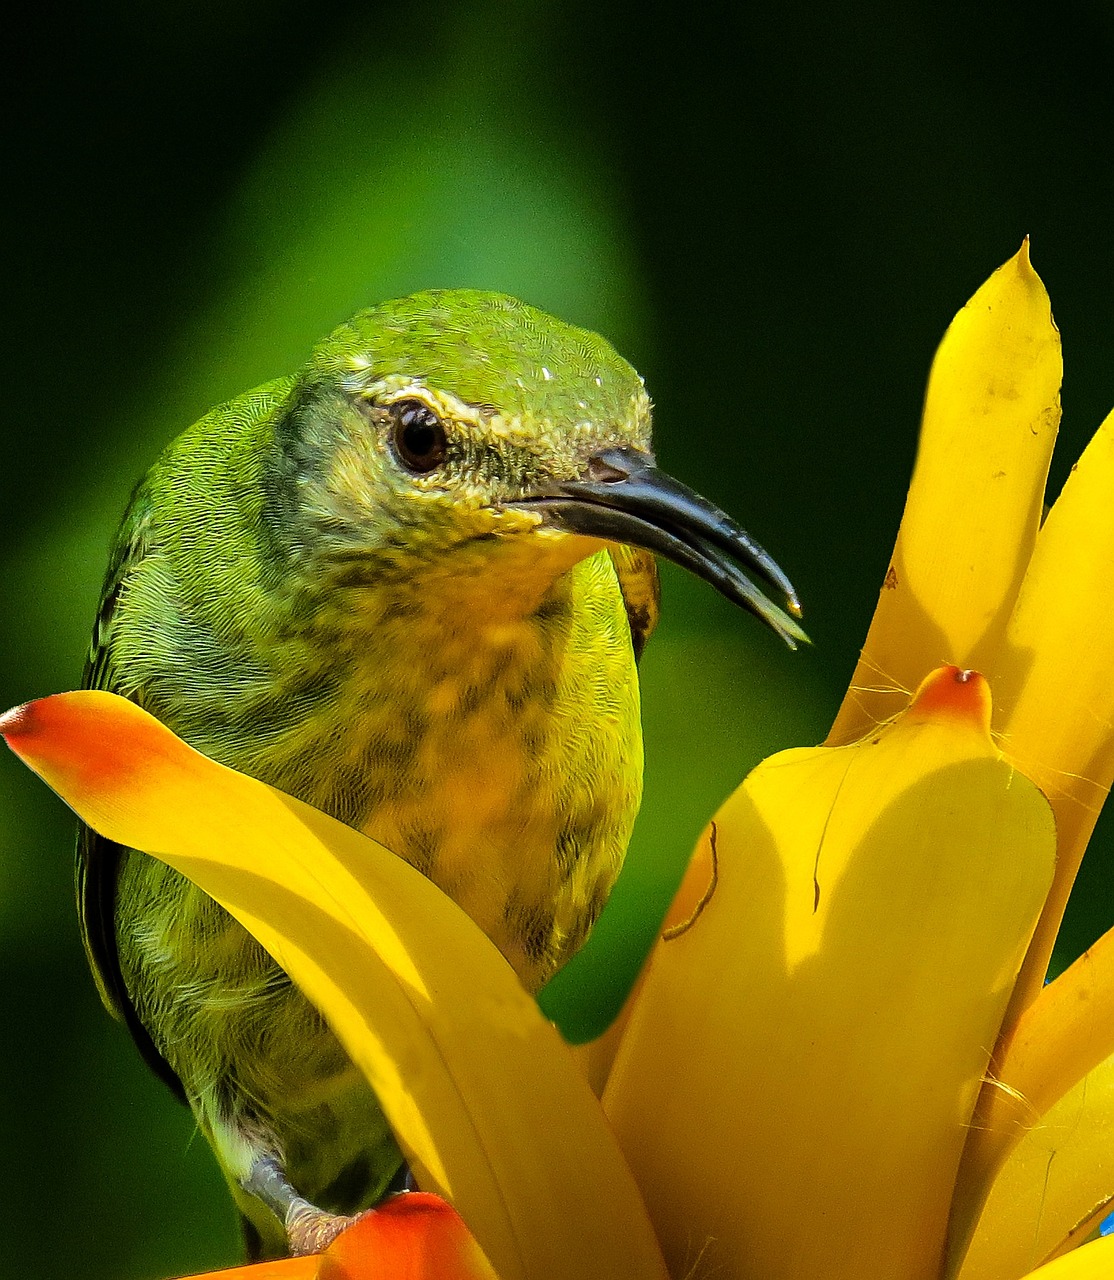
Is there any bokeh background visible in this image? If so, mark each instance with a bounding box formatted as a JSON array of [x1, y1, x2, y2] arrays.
[[5, 1, 1114, 1275]]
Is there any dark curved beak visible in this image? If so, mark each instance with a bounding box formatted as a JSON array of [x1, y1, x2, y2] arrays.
[[510, 446, 808, 649]]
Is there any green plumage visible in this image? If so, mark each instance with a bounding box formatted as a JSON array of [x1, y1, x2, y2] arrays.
[[78, 291, 661, 1254]]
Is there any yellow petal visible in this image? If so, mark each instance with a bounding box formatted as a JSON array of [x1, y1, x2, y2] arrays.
[[604, 667, 1056, 1280], [956, 1051, 1114, 1280], [1015, 1238, 1114, 1280], [1001, 928, 1114, 1134], [990, 405, 1114, 1019], [949, 404, 1114, 1272], [949, 928, 1114, 1276], [1, 692, 666, 1280], [570, 820, 719, 1099], [828, 243, 1061, 747]]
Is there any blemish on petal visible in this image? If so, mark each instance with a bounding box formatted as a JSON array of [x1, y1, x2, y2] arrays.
[[662, 822, 719, 940]]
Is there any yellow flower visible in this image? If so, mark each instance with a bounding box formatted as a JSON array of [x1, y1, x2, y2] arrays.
[[6, 243, 1114, 1280]]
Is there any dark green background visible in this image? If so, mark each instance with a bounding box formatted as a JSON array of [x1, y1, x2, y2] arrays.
[[5, 1, 1114, 1276]]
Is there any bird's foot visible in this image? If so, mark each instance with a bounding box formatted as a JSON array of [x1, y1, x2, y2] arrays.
[[285, 1202, 369, 1256], [243, 1153, 372, 1257]]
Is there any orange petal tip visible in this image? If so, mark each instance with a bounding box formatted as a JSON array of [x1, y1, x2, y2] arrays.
[[0, 691, 137, 791], [1, 693, 90, 754], [905, 664, 992, 732], [318, 1194, 498, 1280]]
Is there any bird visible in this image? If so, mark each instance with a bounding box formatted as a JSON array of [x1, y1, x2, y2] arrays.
[[75, 288, 805, 1258]]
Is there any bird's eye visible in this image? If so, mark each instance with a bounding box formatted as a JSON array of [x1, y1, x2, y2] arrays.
[[388, 400, 448, 473]]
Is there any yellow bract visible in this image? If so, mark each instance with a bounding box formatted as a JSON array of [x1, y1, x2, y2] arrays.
[[1017, 1238, 1114, 1280], [959, 1048, 1114, 1280], [1, 692, 666, 1280], [949, 927, 1114, 1275], [828, 241, 1061, 747], [991, 406, 1114, 1017], [603, 667, 1055, 1280], [805, 241, 1114, 1279]]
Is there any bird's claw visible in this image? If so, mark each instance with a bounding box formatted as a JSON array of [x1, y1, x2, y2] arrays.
[[285, 1203, 367, 1256]]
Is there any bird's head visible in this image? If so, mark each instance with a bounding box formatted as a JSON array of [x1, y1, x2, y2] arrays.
[[271, 289, 804, 645]]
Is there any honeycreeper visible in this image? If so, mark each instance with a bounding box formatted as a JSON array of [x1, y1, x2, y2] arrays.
[[76, 289, 805, 1257]]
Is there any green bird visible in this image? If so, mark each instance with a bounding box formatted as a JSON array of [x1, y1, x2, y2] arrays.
[[76, 289, 805, 1258]]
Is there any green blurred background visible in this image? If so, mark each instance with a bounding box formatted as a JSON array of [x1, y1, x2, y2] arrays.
[[5, 0, 1114, 1275]]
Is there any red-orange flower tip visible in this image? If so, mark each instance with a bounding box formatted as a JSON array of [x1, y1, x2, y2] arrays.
[[318, 1194, 500, 1280], [1, 692, 125, 793], [0, 690, 179, 799], [904, 664, 992, 733]]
